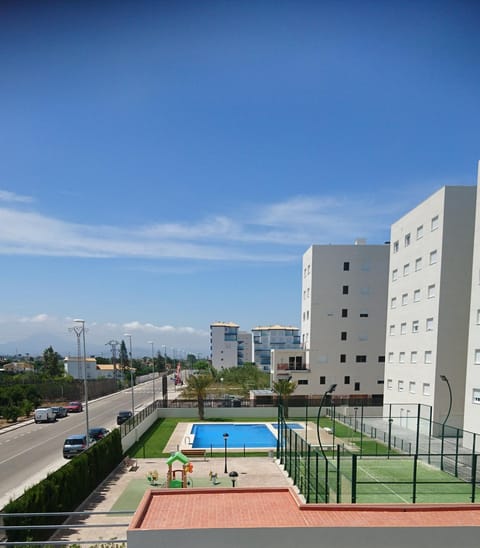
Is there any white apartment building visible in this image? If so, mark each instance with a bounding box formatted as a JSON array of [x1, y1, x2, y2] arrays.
[[238, 331, 253, 365], [296, 242, 389, 397], [383, 186, 477, 428], [252, 325, 301, 372], [64, 356, 98, 379], [210, 321, 240, 369], [463, 166, 480, 447]]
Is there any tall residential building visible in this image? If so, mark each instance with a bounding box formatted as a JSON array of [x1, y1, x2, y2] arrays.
[[210, 322, 240, 369], [252, 325, 301, 372], [299, 242, 389, 397], [238, 331, 253, 365], [463, 166, 480, 447], [383, 186, 476, 428]]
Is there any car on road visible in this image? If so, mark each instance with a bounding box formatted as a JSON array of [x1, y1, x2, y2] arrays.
[[34, 407, 56, 423], [116, 410, 133, 425], [63, 434, 95, 458], [89, 427, 110, 441], [51, 406, 68, 418], [66, 401, 83, 413]]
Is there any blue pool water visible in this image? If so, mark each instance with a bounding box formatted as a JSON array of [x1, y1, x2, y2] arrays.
[[191, 423, 277, 448], [271, 423, 303, 429]]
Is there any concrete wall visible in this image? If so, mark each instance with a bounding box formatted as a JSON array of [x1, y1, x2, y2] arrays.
[[128, 525, 480, 548]]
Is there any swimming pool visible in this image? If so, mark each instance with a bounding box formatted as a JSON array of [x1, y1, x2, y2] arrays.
[[190, 423, 277, 449]]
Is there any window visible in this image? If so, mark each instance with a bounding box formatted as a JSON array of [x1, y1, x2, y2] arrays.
[[426, 317, 434, 331], [356, 355, 367, 363], [424, 350, 432, 364], [416, 225, 424, 239], [413, 289, 421, 302], [431, 215, 439, 231], [387, 379, 393, 389], [298, 379, 308, 385], [304, 267, 307, 278], [415, 257, 422, 271], [423, 383, 431, 396], [341, 308, 348, 317], [389, 324, 395, 336], [392, 269, 398, 281], [404, 233, 411, 247], [378, 355, 385, 363], [388, 352, 394, 363], [402, 293, 408, 306], [393, 241, 399, 253], [403, 263, 410, 276], [473, 389, 480, 404], [344, 375, 350, 384], [343, 261, 350, 271], [429, 250, 438, 265], [354, 382, 360, 391], [399, 352, 405, 363], [342, 285, 349, 295], [477, 309, 480, 325], [341, 331, 347, 341], [307, 264, 310, 275], [360, 312, 369, 318], [400, 322, 407, 335], [320, 376, 326, 384], [340, 354, 346, 363], [409, 381, 416, 394], [410, 351, 417, 364], [391, 297, 397, 309], [412, 320, 419, 333], [398, 380, 404, 391], [427, 284, 436, 299], [475, 349, 480, 364]]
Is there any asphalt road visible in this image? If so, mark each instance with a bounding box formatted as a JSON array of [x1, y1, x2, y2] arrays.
[[0, 378, 178, 510]]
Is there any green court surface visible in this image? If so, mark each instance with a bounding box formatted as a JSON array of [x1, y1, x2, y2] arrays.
[[111, 476, 229, 511], [335, 457, 477, 504]]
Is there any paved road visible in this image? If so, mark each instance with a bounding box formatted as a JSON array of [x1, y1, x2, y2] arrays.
[[0, 378, 179, 510]]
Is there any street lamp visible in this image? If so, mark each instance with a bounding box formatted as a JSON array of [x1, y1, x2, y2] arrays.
[[71, 319, 90, 448], [148, 341, 156, 405], [124, 333, 135, 415], [316, 383, 336, 460], [162, 344, 167, 371], [223, 432, 229, 473], [440, 374, 453, 471]]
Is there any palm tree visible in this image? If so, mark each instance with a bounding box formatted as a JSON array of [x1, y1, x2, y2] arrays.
[[272, 378, 297, 419], [183, 373, 214, 420]]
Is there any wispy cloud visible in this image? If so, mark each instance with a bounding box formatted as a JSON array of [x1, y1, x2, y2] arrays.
[[0, 183, 447, 262], [0, 190, 33, 203]]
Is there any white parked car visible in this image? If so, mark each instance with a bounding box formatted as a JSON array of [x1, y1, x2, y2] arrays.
[[34, 407, 56, 423]]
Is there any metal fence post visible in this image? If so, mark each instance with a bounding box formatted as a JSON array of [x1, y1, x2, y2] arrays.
[[351, 454, 357, 503]]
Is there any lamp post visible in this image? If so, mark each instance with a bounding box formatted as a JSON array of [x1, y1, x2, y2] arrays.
[[124, 333, 135, 415], [148, 341, 156, 405], [223, 432, 229, 473], [316, 383, 337, 460], [71, 319, 90, 448], [162, 344, 167, 371], [440, 374, 452, 471]]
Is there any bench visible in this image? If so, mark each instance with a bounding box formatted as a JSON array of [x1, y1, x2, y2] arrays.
[[181, 448, 207, 460], [124, 456, 138, 471], [323, 427, 332, 434]]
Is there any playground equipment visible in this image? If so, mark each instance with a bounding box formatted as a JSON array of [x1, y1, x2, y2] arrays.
[[165, 451, 194, 488]]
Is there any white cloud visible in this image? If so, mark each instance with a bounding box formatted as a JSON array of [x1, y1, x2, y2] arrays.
[[0, 190, 33, 203]]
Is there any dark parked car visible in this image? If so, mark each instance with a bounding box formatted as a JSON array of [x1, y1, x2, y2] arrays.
[[89, 427, 110, 441], [117, 410, 133, 425], [51, 406, 68, 418], [66, 401, 83, 413], [63, 434, 94, 458]]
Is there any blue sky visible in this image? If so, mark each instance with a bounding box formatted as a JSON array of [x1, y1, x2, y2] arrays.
[[1, 0, 479, 359]]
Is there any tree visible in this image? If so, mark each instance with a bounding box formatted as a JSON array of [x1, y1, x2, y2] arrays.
[[272, 378, 297, 419], [183, 373, 215, 420], [42, 346, 64, 377], [119, 341, 129, 375]]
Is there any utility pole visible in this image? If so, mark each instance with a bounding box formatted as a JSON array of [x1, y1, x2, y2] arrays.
[[106, 340, 120, 387]]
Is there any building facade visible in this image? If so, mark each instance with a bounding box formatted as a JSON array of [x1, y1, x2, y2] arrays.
[[297, 242, 389, 397], [252, 325, 301, 372], [463, 166, 480, 447], [237, 331, 253, 365], [383, 186, 477, 428], [210, 322, 240, 369]]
